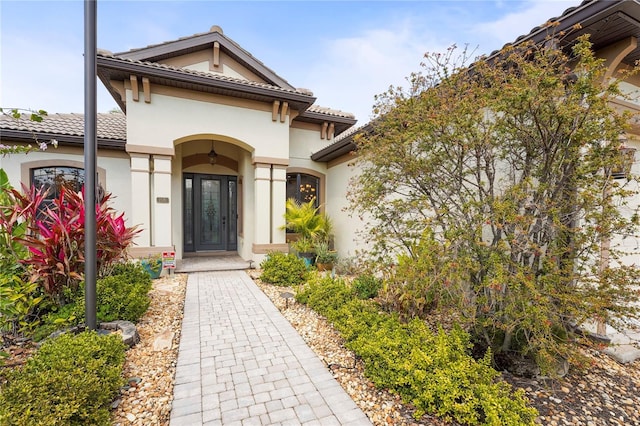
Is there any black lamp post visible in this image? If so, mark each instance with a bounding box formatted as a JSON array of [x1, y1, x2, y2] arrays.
[[84, 0, 97, 330]]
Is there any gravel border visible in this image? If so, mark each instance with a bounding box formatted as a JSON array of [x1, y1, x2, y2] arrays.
[[112, 273, 187, 426], [110, 270, 640, 425]]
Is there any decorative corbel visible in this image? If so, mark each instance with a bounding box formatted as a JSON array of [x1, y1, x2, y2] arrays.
[[321, 122, 328, 140], [328, 123, 335, 140], [142, 77, 151, 103], [280, 102, 288, 123], [130, 75, 139, 102]]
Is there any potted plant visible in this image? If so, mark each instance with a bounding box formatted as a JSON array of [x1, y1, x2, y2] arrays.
[[140, 253, 163, 279], [314, 240, 338, 271], [282, 199, 332, 243], [292, 236, 316, 267]]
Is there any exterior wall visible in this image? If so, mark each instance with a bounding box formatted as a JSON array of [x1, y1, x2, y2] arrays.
[[0, 146, 132, 225], [160, 49, 269, 84], [125, 89, 289, 159], [325, 155, 370, 258]]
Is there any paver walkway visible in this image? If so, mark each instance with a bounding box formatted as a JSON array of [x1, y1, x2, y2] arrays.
[[170, 270, 371, 426]]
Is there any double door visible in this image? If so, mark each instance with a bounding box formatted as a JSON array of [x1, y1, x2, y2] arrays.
[[184, 174, 237, 252]]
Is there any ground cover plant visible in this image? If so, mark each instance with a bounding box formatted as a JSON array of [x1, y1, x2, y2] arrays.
[[0, 331, 125, 425], [348, 33, 640, 374], [296, 273, 538, 425]]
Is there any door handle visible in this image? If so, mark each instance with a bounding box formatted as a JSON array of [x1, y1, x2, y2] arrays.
[[222, 216, 226, 227]]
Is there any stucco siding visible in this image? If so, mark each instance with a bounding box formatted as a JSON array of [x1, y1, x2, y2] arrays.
[[125, 90, 289, 159], [0, 148, 133, 227], [325, 158, 370, 258]]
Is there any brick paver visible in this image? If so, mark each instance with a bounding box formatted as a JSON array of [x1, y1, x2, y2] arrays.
[[170, 270, 371, 425]]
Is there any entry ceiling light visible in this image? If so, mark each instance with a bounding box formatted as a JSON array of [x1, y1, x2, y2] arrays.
[[208, 141, 218, 165]]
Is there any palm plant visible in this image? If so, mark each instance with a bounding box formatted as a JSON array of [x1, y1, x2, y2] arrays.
[[283, 198, 332, 244]]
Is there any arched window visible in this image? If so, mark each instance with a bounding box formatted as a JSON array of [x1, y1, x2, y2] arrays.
[[286, 173, 319, 208], [31, 166, 85, 200]]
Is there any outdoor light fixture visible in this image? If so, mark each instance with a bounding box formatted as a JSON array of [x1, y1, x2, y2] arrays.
[[208, 141, 218, 165], [612, 137, 636, 179]]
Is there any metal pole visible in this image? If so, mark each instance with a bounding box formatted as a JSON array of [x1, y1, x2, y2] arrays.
[[84, 0, 97, 330]]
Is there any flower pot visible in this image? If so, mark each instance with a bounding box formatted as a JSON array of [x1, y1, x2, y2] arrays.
[[316, 262, 333, 271], [141, 259, 162, 279], [298, 252, 316, 267]]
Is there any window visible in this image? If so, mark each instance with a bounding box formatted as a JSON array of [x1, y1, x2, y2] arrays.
[[286, 173, 319, 208], [31, 166, 85, 200]]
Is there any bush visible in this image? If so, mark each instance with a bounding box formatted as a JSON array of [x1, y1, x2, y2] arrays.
[[0, 331, 125, 425], [0, 186, 139, 302], [260, 252, 308, 286], [296, 276, 537, 425], [352, 274, 382, 299], [0, 273, 48, 336], [33, 262, 152, 340], [78, 262, 153, 323]]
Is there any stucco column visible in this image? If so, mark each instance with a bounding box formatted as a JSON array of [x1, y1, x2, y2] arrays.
[[271, 165, 287, 245], [152, 155, 172, 247], [129, 153, 151, 247], [253, 163, 272, 249]]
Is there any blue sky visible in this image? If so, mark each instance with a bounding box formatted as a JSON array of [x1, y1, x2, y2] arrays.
[[1, 0, 576, 124]]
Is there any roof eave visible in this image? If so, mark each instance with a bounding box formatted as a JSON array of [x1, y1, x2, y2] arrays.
[[114, 31, 296, 90], [310, 138, 356, 162], [97, 55, 316, 112], [0, 129, 126, 150], [487, 0, 636, 60], [296, 110, 357, 136]]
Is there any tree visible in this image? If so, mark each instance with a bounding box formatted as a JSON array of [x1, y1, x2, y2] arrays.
[[348, 34, 640, 374]]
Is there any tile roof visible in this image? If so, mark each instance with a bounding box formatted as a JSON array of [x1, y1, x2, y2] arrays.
[[488, 0, 602, 57], [306, 105, 355, 119], [114, 27, 293, 88], [0, 112, 126, 141], [98, 52, 312, 97]]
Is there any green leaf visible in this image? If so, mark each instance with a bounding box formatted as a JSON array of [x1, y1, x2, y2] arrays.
[[0, 169, 11, 190]]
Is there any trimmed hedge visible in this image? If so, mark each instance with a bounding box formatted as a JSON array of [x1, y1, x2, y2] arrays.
[[0, 331, 125, 425], [296, 274, 538, 425]]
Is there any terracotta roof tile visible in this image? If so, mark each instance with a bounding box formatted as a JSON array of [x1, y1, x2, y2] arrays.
[[0, 112, 126, 141], [306, 105, 355, 119]]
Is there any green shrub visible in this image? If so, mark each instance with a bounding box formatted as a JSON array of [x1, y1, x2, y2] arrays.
[[33, 302, 84, 342], [33, 262, 152, 340], [0, 331, 125, 425], [352, 274, 382, 299], [90, 262, 153, 322], [0, 273, 48, 336], [260, 252, 308, 286], [295, 274, 354, 315], [296, 276, 537, 425]]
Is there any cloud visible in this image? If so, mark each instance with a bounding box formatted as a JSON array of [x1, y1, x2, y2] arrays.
[[303, 20, 449, 124], [1, 33, 117, 114], [472, 0, 576, 48]]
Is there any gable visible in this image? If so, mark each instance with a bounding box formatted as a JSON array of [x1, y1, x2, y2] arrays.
[[115, 26, 294, 91], [158, 48, 270, 85]]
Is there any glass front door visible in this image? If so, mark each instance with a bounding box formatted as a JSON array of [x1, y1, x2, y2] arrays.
[[183, 174, 237, 252]]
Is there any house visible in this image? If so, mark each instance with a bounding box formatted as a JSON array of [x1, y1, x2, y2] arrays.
[[2, 0, 640, 264], [1, 25, 358, 262]]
